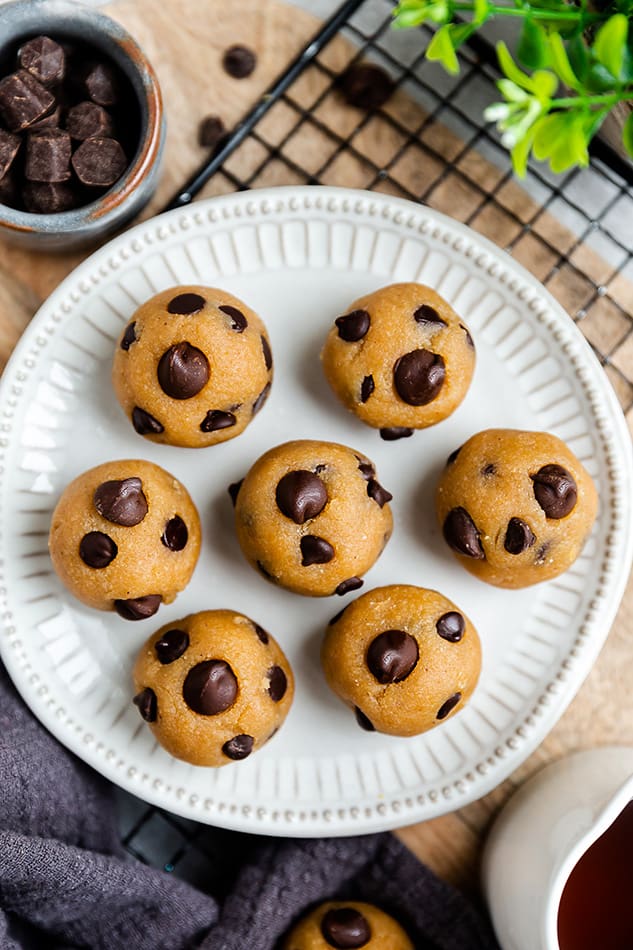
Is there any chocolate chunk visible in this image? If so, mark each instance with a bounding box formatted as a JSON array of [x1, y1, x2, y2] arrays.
[[437, 691, 462, 720], [300, 535, 335, 566], [355, 707, 375, 732], [228, 479, 243, 506], [335, 309, 370, 342], [22, 181, 75, 213], [218, 303, 247, 332], [72, 136, 126, 187], [167, 292, 205, 315], [198, 114, 225, 148], [481, 463, 496, 477], [329, 606, 348, 626], [183, 660, 238, 715], [531, 464, 577, 519], [223, 734, 254, 760], [66, 101, 113, 140], [133, 687, 156, 722], [200, 409, 236, 432], [120, 322, 137, 350], [25, 129, 71, 182], [261, 334, 273, 371], [335, 576, 363, 596], [367, 478, 392, 508], [267, 665, 287, 702], [535, 541, 551, 565], [132, 407, 164, 436], [414, 304, 447, 327], [253, 623, 269, 644], [380, 427, 413, 441], [360, 374, 374, 403], [276, 470, 327, 524], [356, 459, 374, 480], [436, 611, 465, 642], [94, 477, 147, 526], [79, 531, 117, 568], [114, 594, 162, 621], [0, 71, 55, 131], [443, 507, 484, 559], [252, 382, 271, 415], [155, 628, 190, 664], [162, 515, 188, 551], [0, 130, 20, 181], [19, 36, 65, 86], [315, 464, 327, 474], [367, 630, 418, 684], [29, 105, 61, 131], [461, 324, 475, 348], [0, 168, 18, 207], [394, 348, 445, 405], [222, 45, 257, 79], [340, 62, 394, 111], [158, 343, 209, 399], [257, 560, 275, 581], [504, 517, 536, 555], [321, 907, 371, 948], [82, 61, 118, 107], [447, 446, 461, 466]]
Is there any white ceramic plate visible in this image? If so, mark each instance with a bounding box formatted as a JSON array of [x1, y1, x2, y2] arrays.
[[1, 186, 631, 837]]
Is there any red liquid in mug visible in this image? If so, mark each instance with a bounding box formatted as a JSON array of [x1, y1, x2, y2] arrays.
[[557, 801, 633, 949]]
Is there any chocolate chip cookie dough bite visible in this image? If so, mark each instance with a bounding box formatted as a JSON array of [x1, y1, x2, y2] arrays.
[[436, 429, 598, 588], [49, 460, 201, 620], [132, 610, 294, 766], [232, 440, 393, 597], [284, 902, 414, 950], [112, 285, 273, 448], [322, 585, 481, 736], [321, 283, 475, 441]]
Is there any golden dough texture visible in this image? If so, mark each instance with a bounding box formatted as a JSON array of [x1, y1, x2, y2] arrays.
[[283, 901, 414, 950]]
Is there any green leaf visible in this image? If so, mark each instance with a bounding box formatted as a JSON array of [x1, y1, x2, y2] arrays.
[[566, 35, 590, 83], [585, 62, 621, 93], [449, 22, 476, 47], [547, 34, 584, 91], [510, 126, 536, 177], [532, 111, 589, 171], [518, 19, 549, 70], [531, 68, 559, 98], [473, 0, 491, 25], [623, 111, 633, 157], [497, 41, 535, 91], [427, 26, 460, 74], [593, 14, 628, 80]]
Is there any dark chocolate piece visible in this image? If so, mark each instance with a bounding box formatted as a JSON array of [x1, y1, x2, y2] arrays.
[[155, 628, 190, 664], [183, 660, 238, 715], [437, 691, 462, 720], [120, 322, 137, 350], [531, 464, 577, 519], [261, 334, 273, 371], [66, 101, 113, 140], [335, 309, 370, 342], [29, 105, 61, 131], [504, 517, 536, 554], [461, 324, 475, 347], [198, 114, 225, 148], [94, 476, 147, 526], [223, 734, 254, 760], [228, 479, 243, 506], [393, 348, 445, 405], [340, 62, 394, 110], [161, 515, 188, 551], [82, 61, 119, 107], [22, 180, 75, 213], [200, 409, 237, 432], [267, 665, 287, 702], [357, 460, 374, 480], [443, 507, 485, 559], [436, 611, 465, 642], [19, 36, 66, 86], [366, 629, 418, 684], [355, 707, 375, 732], [218, 303, 247, 332], [276, 470, 327, 524], [329, 606, 348, 626], [446, 446, 461, 465], [335, 576, 363, 596], [481, 463, 496, 477], [222, 45, 257, 79], [158, 342, 210, 399], [321, 906, 371, 948], [79, 531, 117, 568], [167, 292, 205, 315], [132, 407, 164, 436], [114, 594, 162, 621], [253, 623, 269, 644], [380, 426, 413, 441], [25, 129, 71, 182], [0, 129, 20, 180], [72, 136, 126, 187], [367, 478, 392, 508], [300, 535, 335, 566], [360, 374, 374, 403], [252, 381, 270, 415], [0, 70, 55, 131], [133, 687, 157, 722], [414, 304, 446, 327]]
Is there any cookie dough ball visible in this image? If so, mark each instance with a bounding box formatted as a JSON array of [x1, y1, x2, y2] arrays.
[[436, 429, 599, 588], [321, 283, 475, 440], [233, 440, 393, 597], [284, 902, 414, 950], [49, 460, 201, 619], [112, 285, 273, 448], [322, 585, 481, 736], [132, 609, 294, 766]]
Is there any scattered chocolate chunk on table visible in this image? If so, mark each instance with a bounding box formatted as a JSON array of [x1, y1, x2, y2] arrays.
[[339, 62, 394, 110], [222, 44, 257, 79]]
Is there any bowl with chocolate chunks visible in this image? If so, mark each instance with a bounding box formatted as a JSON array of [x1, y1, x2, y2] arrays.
[[0, 0, 165, 249]]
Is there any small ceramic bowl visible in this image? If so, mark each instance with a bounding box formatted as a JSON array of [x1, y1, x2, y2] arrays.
[[0, 0, 165, 250]]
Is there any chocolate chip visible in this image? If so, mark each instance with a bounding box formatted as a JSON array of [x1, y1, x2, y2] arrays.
[[0, 71, 55, 131], [252, 382, 271, 415], [29, 105, 61, 131], [167, 292, 205, 315], [0, 130, 20, 180], [120, 322, 136, 350], [82, 61, 118, 107], [267, 665, 288, 702], [321, 907, 371, 948], [315, 464, 327, 474], [25, 129, 71, 182], [276, 470, 327, 524], [200, 409, 236, 432], [261, 334, 273, 371], [329, 605, 348, 626], [443, 507, 484, 559], [132, 407, 164, 436], [335, 309, 370, 342], [66, 101, 113, 140], [461, 324, 475, 348], [357, 460, 374, 480], [367, 630, 418, 684], [19, 36, 65, 86], [218, 304, 247, 332], [155, 628, 190, 664], [228, 479, 243, 506], [257, 560, 274, 580], [360, 375, 374, 403], [94, 477, 148, 526], [300, 535, 335, 566], [380, 426, 413, 441], [79, 531, 117, 568], [223, 734, 254, 760], [535, 541, 551, 565], [198, 114, 225, 148], [437, 691, 462, 720], [253, 623, 269, 644], [72, 136, 126, 187], [531, 464, 577, 519], [367, 478, 392, 508], [114, 595, 162, 621], [162, 515, 188, 551], [394, 348, 445, 405], [157, 343, 209, 399], [335, 576, 363, 596], [482, 463, 496, 477], [22, 181, 75, 213], [133, 687, 156, 722], [447, 446, 461, 465], [504, 517, 536, 555], [340, 62, 394, 111], [355, 707, 375, 732], [222, 45, 257, 79], [183, 660, 238, 715], [436, 612, 465, 642], [415, 304, 447, 327]]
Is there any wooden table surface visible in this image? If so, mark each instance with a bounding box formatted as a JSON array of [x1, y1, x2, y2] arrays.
[[1, 0, 632, 900]]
